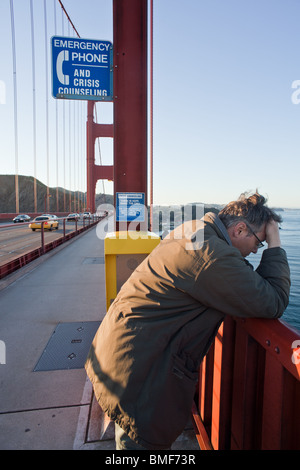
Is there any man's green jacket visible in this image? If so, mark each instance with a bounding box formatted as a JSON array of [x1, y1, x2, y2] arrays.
[[85, 213, 290, 449]]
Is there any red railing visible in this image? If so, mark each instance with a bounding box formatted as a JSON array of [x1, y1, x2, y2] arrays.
[[192, 316, 300, 450]]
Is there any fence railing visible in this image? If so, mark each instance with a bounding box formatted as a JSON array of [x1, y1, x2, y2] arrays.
[[192, 315, 300, 450]]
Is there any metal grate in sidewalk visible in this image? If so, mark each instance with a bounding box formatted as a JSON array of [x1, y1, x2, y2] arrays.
[[34, 321, 100, 372]]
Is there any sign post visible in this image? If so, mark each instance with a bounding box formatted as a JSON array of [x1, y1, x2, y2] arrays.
[[51, 36, 113, 101], [113, 0, 148, 231]]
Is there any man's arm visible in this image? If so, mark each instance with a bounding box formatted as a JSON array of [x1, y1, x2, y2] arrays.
[[189, 235, 290, 320], [265, 219, 281, 249]]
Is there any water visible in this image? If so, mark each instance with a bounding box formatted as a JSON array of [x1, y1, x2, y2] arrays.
[[248, 209, 300, 332]]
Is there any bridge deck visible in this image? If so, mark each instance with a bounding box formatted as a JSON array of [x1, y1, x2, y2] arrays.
[[0, 226, 198, 450]]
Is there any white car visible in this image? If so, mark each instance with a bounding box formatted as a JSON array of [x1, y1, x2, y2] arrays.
[[67, 213, 80, 221], [83, 212, 92, 219]]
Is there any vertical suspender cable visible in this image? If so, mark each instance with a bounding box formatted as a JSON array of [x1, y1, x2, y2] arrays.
[[69, 100, 72, 211], [54, 0, 59, 212], [61, 7, 66, 211], [9, 0, 19, 214], [73, 101, 75, 211], [57, 0, 81, 212], [63, 97, 66, 211], [75, 102, 78, 212], [77, 104, 80, 211], [149, 0, 154, 230], [69, 102, 72, 212], [30, 0, 37, 213], [57, 0, 82, 212], [68, 23, 72, 212], [44, 0, 50, 212], [74, 103, 77, 212], [79, 102, 83, 211], [75, 102, 79, 212], [71, 26, 76, 211], [81, 102, 86, 210], [79, 104, 82, 211]]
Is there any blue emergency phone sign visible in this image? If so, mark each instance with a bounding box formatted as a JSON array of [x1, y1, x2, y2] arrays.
[[116, 193, 145, 222], [51, 36, 113, 101]]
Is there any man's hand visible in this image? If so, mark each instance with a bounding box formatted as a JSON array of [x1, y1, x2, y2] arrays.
[[265, 219, 281, 248]]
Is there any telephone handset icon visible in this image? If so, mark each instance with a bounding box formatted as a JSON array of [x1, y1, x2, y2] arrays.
[[56, 50, 69, 85]]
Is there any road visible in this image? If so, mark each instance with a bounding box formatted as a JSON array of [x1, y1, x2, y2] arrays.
[[0, 220, 92, 266]]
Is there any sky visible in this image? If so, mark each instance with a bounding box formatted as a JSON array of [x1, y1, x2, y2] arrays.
[[1, 0, 300, 209]]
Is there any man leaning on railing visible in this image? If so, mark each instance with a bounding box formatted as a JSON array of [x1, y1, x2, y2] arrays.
[[85, 191, 290, 450]]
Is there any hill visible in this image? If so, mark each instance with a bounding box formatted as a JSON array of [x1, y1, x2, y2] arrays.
[[0, 174, 112, 213], [0, 174, 218, 218]]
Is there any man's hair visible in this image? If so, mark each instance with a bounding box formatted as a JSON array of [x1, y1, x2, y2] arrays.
[[218, 191, 282, 231]]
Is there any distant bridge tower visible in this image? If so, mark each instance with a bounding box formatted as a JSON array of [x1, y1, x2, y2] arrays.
[[86, 101, 113, 213]]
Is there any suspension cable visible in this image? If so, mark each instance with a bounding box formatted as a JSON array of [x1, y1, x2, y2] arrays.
[[149, 0, 154, 229], [61, 6, 66, 211], [44, 0, 50, 211], [9, 0, 19, 214], [53, 0, 59, 212], [58, 0, 94, 209], [30, 0, 37, 213], [57, 0, 109, 211], [57, 0, 80, 38]]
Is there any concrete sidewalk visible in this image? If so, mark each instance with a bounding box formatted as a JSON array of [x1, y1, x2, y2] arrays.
[[0, 225, 198, 450]]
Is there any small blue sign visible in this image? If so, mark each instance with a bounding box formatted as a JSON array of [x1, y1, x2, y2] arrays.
[[116, 193, 145, 222], [51, 36, 113, 101]]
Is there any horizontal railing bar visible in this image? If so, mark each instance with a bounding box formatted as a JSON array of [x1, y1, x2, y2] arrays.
[[235, 317, 300, 381]]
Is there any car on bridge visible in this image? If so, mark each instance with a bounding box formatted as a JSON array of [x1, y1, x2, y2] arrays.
[[13, 214, 31, 223], [67, 213, 80, 221], [29, 216, 59, 231], [41, 214, 60, 227]]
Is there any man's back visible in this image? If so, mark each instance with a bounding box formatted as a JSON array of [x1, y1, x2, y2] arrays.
[[86, 211, 290, 449]]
